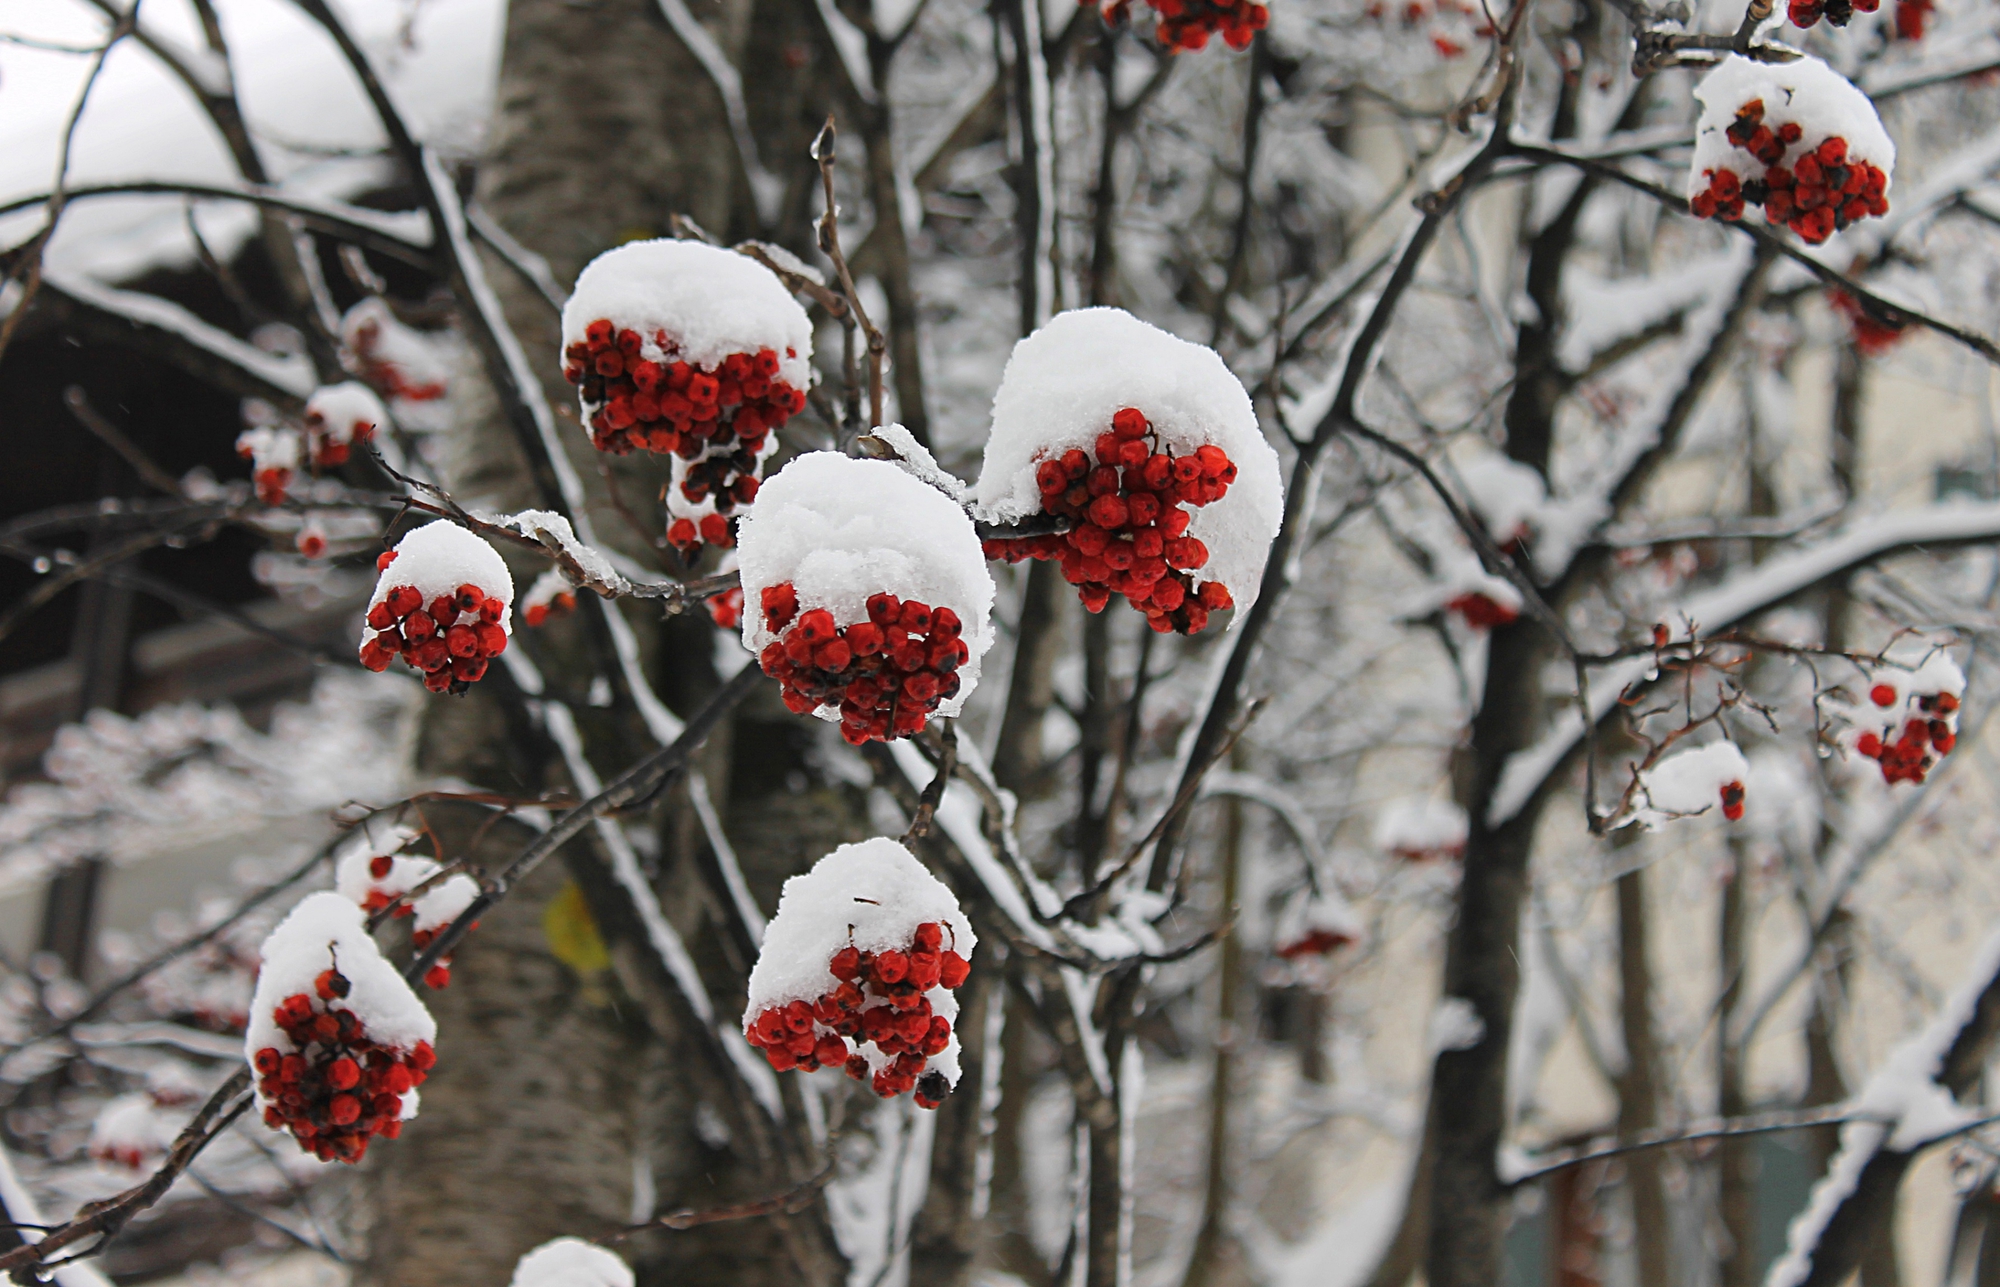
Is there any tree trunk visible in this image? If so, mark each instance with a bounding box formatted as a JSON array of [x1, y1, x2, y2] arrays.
[[1717, 841, 1758, 1287], [1615, 865, 1672, 1287], [1181, 786, 1246, 1287]]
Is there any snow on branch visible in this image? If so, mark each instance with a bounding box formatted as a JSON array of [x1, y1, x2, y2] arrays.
[[1765, 927, 2000, 1287], [1489, 500, 2000, 825]]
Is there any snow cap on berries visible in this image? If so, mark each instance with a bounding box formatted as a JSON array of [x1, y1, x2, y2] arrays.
[[1635, 741, 1750, 826], [736, 452, 996, 719], [1690, 55, 1895, 200], [244, 893, 436, 1075], [972, 308, 1283, 618], [744, 838, 977, 1086], [366, 523, 515, 637], [560, 240, 812, 395], [304, 382, 388, 458], [1373, 797, 1469, 860], [511, 1238, 634, 1287]]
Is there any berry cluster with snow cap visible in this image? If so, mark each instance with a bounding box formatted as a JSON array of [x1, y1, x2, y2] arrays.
[[737, 453, 995, 744], [236, 426, 301, 506], [1095, 0, 1269, 50], [359, 523, 513, 692], [335, 836, 481, 989], [1689, 56, 1894, 246], [303, 383, 387, 468], [245, 893, 437, 1165], [743, 839, 976, 1107], [1273, 889, 1363, 960], [519, 568, 579, 628], [560, 240, 813, 555], [1635, 741, 1749, 826], [973, 309, 1282, 634], [1846, 655, 1964, 785], [512, 1239, 634, 1287], [342, 298, 449, 404]]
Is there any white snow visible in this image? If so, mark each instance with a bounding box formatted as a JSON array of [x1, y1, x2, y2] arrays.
[[970, 308, 1285, 617], [560, 239, 812, 392], [244, 893, 436, 1097], [1455, 454, 1547, 544], [510, 1238, 634, 1287], [304, 382, 389, 448], [333, 831, 478, 933], [1637, 740, 1749, 822], [867, 423, 966, 500], [366, 522, 515, 633], [1372, 797, 1468, 859], [735, 452, 997, 721], [1428, 996, 1486, 1053], [1691, 55, 1896, 198], [88, 1094, 176, 1167], [499, 509, 626, 596], [235, 425, 301, 474], [743, 838, 977, 1087]]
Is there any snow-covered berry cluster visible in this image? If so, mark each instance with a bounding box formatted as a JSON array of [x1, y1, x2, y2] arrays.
[[758, 585, 969, 744], [746, 918, 971, 1106], [973, 309, 1282, 635], [984, 408, 1241, 635], [1273, 890, 1363, 961], [89, 1067, 200, 1170], [743, 839, 976, 1109], [245, 894, 437, 1165], [737, 452, 994, 742], [1847, 657, 1964, 785], [342, 298, 449, 404], [335, 835, 481, 990], [358, 524, 514, 693], [1096, 0, 1269, 50], [303, 382, 387, 468], [519, 568, 579, 628], [236, 426, 300, 506], [1689, 57, 1894, 246], [512, 1239, 634, 1287], [1359, 0, 1487, 55], [1634, 741, 1750, 827], [560, 240, 812, 556]]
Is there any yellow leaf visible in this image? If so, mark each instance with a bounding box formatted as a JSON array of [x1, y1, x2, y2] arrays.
[[544, 880, 610, 976]]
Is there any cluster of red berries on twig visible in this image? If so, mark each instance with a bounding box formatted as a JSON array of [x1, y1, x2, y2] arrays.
[[344, 300, 448, 404], [360, 555, 510, 693], [1690, 101, 1888, 245], [983, 408, 1238, 634], [757, 586, 968, 745], [252, 969, 436, 1164], [1445, 592, 1519, 630], [1787, 0, 1875, 25], [1855, 683, 1959, 784], [235, 427, 299, 506], [353, 855, 474, 990], [562, 319, 806, 554], [745, 921, 971, 1107], [1094, 0, 1270, 50], [707, 587, 745, 629], [1829, 288, 1907, 355]]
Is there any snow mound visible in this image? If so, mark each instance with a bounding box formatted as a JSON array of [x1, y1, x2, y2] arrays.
[[735, 452, 996, 720], [244, 893, 436, 1073], [1637, 741, 1748, 823], [560, 239, 812, 394], [1456, 454, 1547, 544], [1372, 797, 1468, 860], [511, 1238, 634, 1287], [971, 308, 1284, 615], [366, 522, 515, 636], [1691, 55, 1895, 196], [743, 838, 976, 1086]]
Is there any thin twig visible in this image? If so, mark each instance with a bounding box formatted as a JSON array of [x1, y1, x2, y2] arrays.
[[811, 118, 887, 430]]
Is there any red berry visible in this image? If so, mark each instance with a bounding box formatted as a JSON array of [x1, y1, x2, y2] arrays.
[[1870, 683, 1897, 707]]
